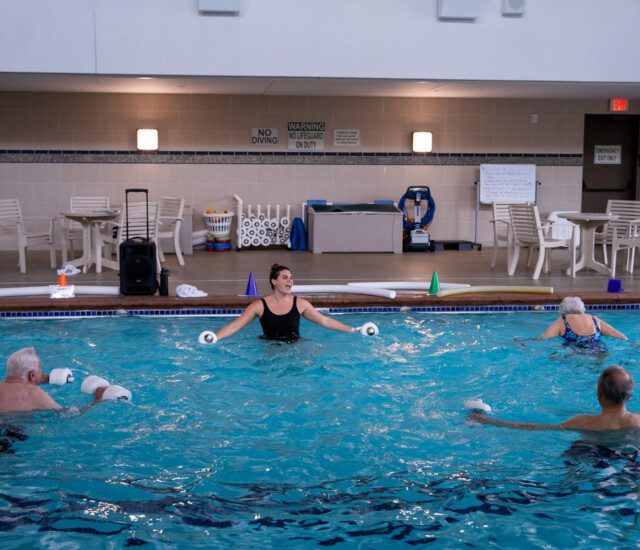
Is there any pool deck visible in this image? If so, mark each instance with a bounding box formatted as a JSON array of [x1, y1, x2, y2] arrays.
[[1, 248, 640, 312]]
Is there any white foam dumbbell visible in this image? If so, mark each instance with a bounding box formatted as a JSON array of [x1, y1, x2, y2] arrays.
[[81, 375, 110, 395], [49, 368, 74, 386], [198, 330, 218, 345], [357, 322, 379, 336], [102, 385, 133, 402], [463, 399, 492, 413]]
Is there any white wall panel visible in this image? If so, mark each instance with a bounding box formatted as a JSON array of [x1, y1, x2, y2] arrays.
[[2, 0, 638, 85], [0, 0, 96, 72], [92, 0, 639, 83]]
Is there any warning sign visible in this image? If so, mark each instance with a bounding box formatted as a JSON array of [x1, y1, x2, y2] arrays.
[[288, 122, 325, 150]]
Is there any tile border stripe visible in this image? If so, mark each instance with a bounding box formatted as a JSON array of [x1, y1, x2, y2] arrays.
[[1, 303, 637, 319], [0, 150, 582, 167]]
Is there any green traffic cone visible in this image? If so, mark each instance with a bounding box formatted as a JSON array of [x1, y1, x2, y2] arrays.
[[429, 271, 440, 295]]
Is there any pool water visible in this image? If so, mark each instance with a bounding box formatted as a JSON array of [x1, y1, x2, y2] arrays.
[[1, 311, 640, 548]]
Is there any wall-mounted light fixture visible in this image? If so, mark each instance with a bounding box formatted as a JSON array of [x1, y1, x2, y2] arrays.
[[412, 132, 433, 153], [137, 129, 158, 151]]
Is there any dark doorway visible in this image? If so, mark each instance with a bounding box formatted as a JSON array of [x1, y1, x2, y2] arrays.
[[582, 114, 640, 212]]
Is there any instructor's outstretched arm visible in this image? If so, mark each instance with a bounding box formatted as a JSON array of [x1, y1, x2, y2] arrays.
[[299, 299, 355, 333], [214, 301, 262, 342]]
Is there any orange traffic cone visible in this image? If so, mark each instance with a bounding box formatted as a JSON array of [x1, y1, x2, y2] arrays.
[[58, 273, 67, 287]]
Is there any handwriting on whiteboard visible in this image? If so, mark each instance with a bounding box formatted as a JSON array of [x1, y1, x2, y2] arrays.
[[479, 164, 536, 204]]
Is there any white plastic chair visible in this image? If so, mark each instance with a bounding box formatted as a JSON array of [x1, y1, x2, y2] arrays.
[[157, 197, 185, 266], [508, 204, 575, 280], [489, 203, 511, 268], [0, 199, 56, 273], [61, 196, 110, 264], [595, 200, 640, 268]]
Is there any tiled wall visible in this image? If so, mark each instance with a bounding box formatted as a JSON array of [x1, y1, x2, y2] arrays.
[[0, 92, 629, 247], [0, 92, 613, 153]]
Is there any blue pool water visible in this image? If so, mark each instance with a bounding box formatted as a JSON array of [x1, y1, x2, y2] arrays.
[[1, 311, 640, 548]]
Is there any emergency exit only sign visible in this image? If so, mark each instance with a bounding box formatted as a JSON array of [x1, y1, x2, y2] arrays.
[[594, 145, 621, 164]]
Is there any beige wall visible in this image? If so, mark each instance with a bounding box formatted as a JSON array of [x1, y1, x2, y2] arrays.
[[1, 92, 633, 246], [0, 92, 609, 153]]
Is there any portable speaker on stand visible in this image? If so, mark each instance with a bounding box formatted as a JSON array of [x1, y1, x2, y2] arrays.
[[119, 188, 158, 295]]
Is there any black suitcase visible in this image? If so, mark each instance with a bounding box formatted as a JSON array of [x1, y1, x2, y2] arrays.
[[119, 188, 158, 295]]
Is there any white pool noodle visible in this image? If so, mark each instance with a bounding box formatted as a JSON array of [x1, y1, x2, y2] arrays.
[[292, 285, 395, 299], [347, 282, 471, 290], [0, 285, 120, 297]]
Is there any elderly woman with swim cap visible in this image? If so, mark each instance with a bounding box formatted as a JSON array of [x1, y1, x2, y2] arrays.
[[541, 296, 627, 344], [199, 264, 377, 344]]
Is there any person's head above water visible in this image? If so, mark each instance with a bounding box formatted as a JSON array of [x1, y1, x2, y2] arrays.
[[5, 347, 43, 384], [597, 365, 634, 406], [559, 296, 586, 315], [269, 263, 292, 290]]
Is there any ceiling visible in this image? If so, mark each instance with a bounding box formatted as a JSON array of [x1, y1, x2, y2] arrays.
[[1, 73, 640, 99]]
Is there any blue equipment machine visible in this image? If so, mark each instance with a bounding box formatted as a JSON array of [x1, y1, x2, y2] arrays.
[[398, 186, 436, 251]]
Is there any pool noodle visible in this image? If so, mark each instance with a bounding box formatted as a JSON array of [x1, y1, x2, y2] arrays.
[[347, 281, 470, 290], [0, 285, 120, 297], [436, 285, 554, 298], [292, 285, 396, 299]]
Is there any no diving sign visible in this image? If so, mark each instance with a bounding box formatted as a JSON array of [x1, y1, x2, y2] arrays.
[[251, 128, 279, 145]]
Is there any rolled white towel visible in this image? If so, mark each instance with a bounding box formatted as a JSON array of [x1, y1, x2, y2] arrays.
[[198, 330, 218, 345], [463, 399, 492, 413], [81, 375, 110, 395], [357, 322, 379, 336], [176, 284, 208, 298], [49, 368, 74, 386], [102, 385, 132, 402]]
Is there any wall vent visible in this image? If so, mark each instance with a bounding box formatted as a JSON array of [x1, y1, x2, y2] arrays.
[[198, 0, 240, 15], [437, 0, 484, 20], [502, 0, 525, 16]]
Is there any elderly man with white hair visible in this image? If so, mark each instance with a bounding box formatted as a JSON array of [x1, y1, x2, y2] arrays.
[[541, 296, 627, 346], [0, 347, 131, 415], [0, 347, 63, 413]]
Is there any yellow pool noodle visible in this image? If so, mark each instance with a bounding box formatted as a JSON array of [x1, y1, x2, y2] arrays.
[[436, 286, 554, 298]]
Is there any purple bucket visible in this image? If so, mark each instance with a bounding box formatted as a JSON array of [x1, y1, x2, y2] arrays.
[[607, 279, 624, 293]]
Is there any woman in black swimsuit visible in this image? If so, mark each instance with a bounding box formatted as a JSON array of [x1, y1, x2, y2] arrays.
[[204, 264, 362, 342]]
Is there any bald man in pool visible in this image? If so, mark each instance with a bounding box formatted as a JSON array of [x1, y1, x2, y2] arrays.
[[468, 366, 640, 431]]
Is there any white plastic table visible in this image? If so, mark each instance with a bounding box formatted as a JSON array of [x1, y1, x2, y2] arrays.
[[61, 210, 119, 273], [557, 212, 617, 276]]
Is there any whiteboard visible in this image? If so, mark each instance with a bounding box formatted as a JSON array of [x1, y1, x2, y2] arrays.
[[479, 164, 537, 204]]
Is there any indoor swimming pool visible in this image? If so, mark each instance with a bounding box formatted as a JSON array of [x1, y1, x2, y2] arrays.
[[1, 310, 639, 548]]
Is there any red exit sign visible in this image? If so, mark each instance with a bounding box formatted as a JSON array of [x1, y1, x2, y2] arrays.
[[609, 98, 629, 112]]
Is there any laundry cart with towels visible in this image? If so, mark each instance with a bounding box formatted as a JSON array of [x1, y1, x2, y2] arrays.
[[234, 194, 291, 249]]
